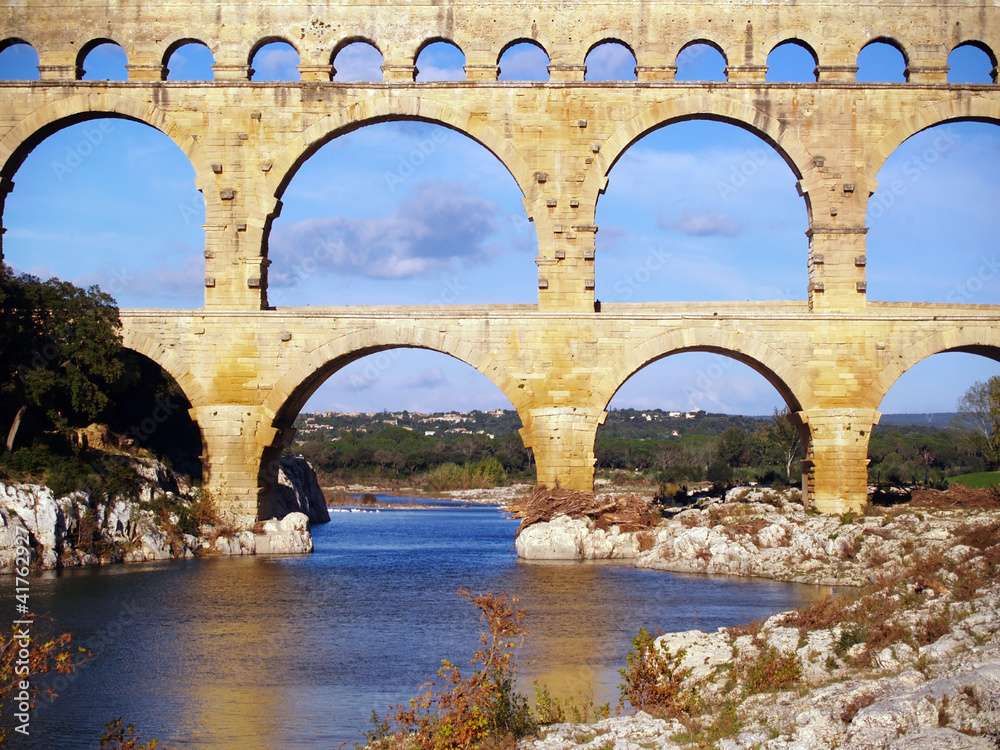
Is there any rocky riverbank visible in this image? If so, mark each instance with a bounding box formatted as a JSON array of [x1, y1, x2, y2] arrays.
[[0, 454, 327, 573], [520, 502, 1000, 750]]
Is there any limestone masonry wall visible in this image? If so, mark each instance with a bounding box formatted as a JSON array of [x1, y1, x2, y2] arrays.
[[1, 1, 999, 523]]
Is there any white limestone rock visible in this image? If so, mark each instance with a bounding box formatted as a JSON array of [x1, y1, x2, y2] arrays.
[[655, 628, 732, 685], [519, 711, 685, 750], [515, 515, 636, 560]]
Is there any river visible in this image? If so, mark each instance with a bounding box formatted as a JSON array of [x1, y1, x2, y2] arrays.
[[8, 501, 825, 749]]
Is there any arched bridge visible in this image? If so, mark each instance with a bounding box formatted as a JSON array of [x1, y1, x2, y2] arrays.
[[2, 0, 999, 524]]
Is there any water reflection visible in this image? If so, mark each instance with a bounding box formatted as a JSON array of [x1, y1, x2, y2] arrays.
[[13, 507, 824, 749]]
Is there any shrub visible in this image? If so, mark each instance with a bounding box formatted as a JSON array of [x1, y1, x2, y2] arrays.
[[737, 646, 801, 694], [100, 719, 159, 749], [618, 628, 698, 719], [369, 590, 536, 749], [706, 461, 733, 485], [426, 459, 508, 492]]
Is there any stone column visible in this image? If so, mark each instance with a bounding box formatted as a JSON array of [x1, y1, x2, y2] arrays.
[[190, 404, 278, 527], [800, 407, 879, 514], [724, 65, 768, 81], [298, 65, 333, 82], [35, 47, 80, 80], [635, 65, 677, 82], [382, 61, 417, 82], [465, 64, 499, 81], [547, 64, 587, 82], [520, 407, 605, 491], [528, 151, 602, 313], [815, 65, 858, 82], [802, 166, 869, 311]]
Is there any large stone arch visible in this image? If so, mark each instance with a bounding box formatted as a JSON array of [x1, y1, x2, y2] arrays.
[[593, 328, 814, 415], [0, 92, 212, 189], [119, 326, 209, 408], [863, 325, 1000, 410], [262, 326, 528, 430], [863, 98, 1000, 187], [254, 326, 530, 515], [264, 97, 532, 204], [257, 98, 535, 276], [589, 94, 814, 216]]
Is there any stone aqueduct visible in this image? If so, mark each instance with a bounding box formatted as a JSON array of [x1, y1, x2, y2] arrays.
[[1, 0, 1000, 524]]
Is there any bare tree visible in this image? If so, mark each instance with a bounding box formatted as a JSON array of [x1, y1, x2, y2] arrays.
[[759, 407, 803, 481], [953, 376, 1000, 470]]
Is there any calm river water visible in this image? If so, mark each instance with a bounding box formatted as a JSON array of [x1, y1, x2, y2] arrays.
[[8, 501, 826, 749]]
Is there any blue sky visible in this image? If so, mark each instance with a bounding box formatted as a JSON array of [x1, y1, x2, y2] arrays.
[[1, 40, 998, 417]]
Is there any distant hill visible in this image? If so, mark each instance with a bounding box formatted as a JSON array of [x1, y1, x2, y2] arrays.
[[878, 413, 957, 428]]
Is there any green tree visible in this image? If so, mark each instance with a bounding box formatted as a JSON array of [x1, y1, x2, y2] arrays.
[[716, 426, 747, 467], [953, 376, 1000, 470], [1, 265, 124, 451]]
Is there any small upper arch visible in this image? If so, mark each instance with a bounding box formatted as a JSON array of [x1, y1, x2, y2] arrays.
[[0, 39, 40, 80], [77, 38, 129, 81], [162, 38, 215, 81], [414, 38, 466, 81], [493, 29, 554, 61], [765, 39, 819, 82], [948, 41, 997, 84], [249, 37, 301, 81], [497, 38, 549, 81], [674, 37, 729, 81], [584, 37, 638, 81], [856, 37, 909, 82], [331, 37, 384, 82], [331, 36, 382, 62]]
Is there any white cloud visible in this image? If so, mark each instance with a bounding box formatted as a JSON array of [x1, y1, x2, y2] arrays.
[[269, 181, 505, 283], [659, 209, 744, 237], [400, 368, 449, 390]]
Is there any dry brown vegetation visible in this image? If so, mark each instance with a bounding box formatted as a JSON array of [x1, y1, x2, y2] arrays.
[[504, 486, 659, 537], [909, 484, 1000, 510]]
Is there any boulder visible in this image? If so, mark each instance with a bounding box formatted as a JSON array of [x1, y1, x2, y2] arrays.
[[516, 515, 587, 559], [514, 515, 635, 560]]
